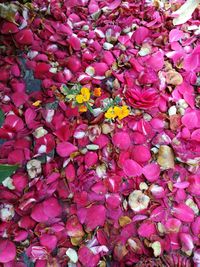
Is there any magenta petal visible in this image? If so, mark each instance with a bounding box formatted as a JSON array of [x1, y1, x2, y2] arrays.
[[112, 132, 131, 150], [191, 129, 200, 141], [14, 29, 33, 45], [137, 221, 156, 238], [123, 159, 142, 177], [183, 54, 199, 71], [133, 27, 149, 45], [43, 197, 62, 218], [1, 22, 19, 34], [40, 234, 57, 251], [85, 151, 98, 168], [172, 203, 194, 222], [181, 111, 198, 129], [143, 163, 160, 182], [31, 203, 49, 222], [78, 246, 100, 267], [56, 142, 78, 157], [169, 29, 184, 43], [0, 240, 16, 263], [68, 36, 81, 51], [84, 205, 106, 231], [131, 145, 151, 163]]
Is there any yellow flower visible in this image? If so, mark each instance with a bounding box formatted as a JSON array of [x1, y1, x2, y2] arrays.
[[114, 105, 130, 120], [76, 87, 90, 104], [94, 87, 102, 97], [76, 94, 84, 104], [80, 87, 90, 102], [105, 107, 117, 119], [32, 100, 42, 107], [79, 105, 88, 112]]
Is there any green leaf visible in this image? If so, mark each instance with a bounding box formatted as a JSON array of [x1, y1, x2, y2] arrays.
[[86, 103, 94, 114], [0, 164, 19, 184], [0, 109, 5, 127]]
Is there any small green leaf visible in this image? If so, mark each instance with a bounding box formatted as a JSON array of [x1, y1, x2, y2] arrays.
[[0, 109, 5, 128], [0, 164, 19, 184]]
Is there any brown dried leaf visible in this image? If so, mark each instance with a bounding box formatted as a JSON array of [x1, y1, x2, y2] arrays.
[[119, 216, 132, 227]]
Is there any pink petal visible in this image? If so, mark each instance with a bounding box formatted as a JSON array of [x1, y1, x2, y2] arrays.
[[91, 62, 109, 76], [43, 197, 62, 218], [183, 53, 199, 71], [31, 203, 49, 223], [14, 29, 33, 45], [56, 142, 78, 157], [66, 56, 81, 72], [181, 111, 198, 129], [132, 27, 149, 45], [123, 159, 142, 177], [68, 36, 81, 51], [40, 234, 57, 251], [11, 92, 28, 107], [143, 163, 160, 182], [81, 205, 106, 231], [138, 221, 156, 238], [84, 151, 98, 167], [78, 246, 100, 267], [0, 240, 16, 263], [131, 145, 151, 163], [112, 132, 131, 150], [1, 22, 19, 34], [191, 129, 200, 141], [169, 29, 184, 42], [172, 203, 195, 222]]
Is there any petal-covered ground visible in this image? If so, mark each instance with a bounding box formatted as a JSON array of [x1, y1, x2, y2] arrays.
[[0, 0, 200, 266]]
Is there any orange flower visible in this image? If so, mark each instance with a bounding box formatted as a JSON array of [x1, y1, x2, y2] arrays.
[[79, 105, 88, 112], [94, 87, 102, 97]]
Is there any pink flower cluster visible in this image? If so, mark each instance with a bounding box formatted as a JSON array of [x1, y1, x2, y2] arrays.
[[0, 0, 200, 266]]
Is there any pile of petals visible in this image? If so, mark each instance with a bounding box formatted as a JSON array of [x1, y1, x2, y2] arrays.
[[0, 0, 200, 266]]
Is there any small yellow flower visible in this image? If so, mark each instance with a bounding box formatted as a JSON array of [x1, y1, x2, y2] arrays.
[[94, 87, 102, 97], [76, 94, 84, 104], [105, 107, 117, 119], [32, 100, 42, 107], [114, 105, 130, 120], [80, 87, 90, 102], [76, 87, 90, 104], [79, 105, 88, 113]]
